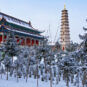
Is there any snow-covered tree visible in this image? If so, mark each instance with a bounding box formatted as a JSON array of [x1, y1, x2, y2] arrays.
[[2, 32, 20, 62], [1, 31, 20, 80], [3, 55, 12, 80], [66, 41, 79, 52]]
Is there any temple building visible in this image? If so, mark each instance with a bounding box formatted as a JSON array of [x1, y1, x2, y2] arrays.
[[60, 5, 70, 51], [0, 12, 44, 46]]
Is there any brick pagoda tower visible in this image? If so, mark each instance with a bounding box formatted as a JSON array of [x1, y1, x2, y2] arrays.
[[60, 5, 70, 51]]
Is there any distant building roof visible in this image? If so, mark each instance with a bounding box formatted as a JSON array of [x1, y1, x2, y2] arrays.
[[0, 12, 43, 33]]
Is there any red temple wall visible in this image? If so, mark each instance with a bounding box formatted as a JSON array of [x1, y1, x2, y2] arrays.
[[0, 34, 40, 46], [0, 35, 2, 43], [16, 36, 20, 43], [36, 40, 39, 45], [21, 38, 25, 45], [26, 38, 31, 46], [31, 39, 34, 46]]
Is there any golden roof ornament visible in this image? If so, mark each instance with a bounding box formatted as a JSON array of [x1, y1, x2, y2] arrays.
[[64, 4, 66, 10]]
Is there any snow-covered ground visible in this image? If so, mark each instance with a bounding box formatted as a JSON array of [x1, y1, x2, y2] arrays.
[[0, 75, 78, 87]]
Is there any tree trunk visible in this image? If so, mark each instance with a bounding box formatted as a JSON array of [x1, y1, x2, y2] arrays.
[[37, 76, 38, 87], [26, 59, 30, 82], [7, 67, 8, 80], [17, 65, 18, 82], [37, 63, 39, 87], [66, 75, 69, 87], [44, 58, 47, 73], [50, 66, 52, 87], [71, 75, 74, 83], [56, 67, 59, 84], [12, 56, 14, 63], [1, 73, 2, 79], [26, 65, 29, 82], [26, 69, 28, 82]]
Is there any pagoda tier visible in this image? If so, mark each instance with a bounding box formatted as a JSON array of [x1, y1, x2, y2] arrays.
[[60, 6, 70, 51]]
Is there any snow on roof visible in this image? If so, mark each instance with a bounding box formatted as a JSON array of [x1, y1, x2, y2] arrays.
[[0, 12, 40, 32], [7, 28, 44, 39], [6, 17, 32, 29]]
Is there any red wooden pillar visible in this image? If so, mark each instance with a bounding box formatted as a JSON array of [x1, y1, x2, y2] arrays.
[[15, 36, 20, 44], [21, 37, 25, 46], [36, 40, 39, 46], [31, 39, 34, 46], [0, 35, 2, 43], [26, 38, 31, 46]]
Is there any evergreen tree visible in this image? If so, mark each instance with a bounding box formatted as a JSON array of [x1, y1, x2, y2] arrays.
[[2, 32, 20, 62], [78, 22, 87, 64], [66, 41, 79, 52], [1, 31, 20, 80], [3, 55, 12, 80]]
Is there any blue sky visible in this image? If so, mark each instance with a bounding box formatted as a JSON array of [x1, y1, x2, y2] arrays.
[[0, 0, 87, 44]]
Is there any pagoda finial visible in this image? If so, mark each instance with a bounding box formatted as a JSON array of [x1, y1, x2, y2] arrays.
[[64, 4, 66, 10]]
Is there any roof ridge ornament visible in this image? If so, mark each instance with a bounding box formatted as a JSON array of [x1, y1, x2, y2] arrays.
[[29, 21, 35, 30]]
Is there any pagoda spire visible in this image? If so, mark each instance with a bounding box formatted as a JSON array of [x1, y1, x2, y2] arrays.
[[64, 4, 66, 10]]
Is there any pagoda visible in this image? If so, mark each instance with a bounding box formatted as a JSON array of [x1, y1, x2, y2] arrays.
[[60, 5, 70, 51], [0, 12, 44, 46]]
